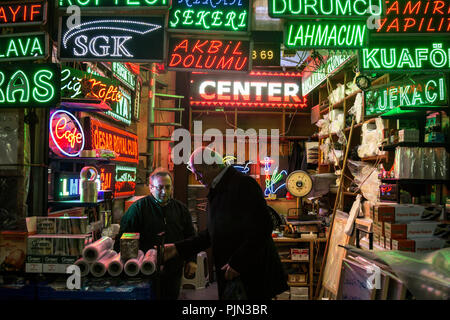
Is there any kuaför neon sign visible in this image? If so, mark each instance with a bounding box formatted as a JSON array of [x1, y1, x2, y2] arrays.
[[49, 110, 85, 158]]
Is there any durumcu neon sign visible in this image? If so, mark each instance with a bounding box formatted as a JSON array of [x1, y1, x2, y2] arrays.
[[83, 117, 139, 164], [365, 75, 448, 116], [58, 16, 165, 62], [168, 0, 250, 32], [0, 63, 60, 108], [57, 0, 169, 9], [268, 0, 384, 19], [0, 1, 47, 27], [190, 72, 306, 108], [168, 38, 250, 72], [49, 110, 85, 158], [285, 21, 368, 49], [376, 0, 450, 34]]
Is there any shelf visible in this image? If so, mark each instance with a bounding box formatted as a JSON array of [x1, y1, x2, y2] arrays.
[[360, 153, 388, 162], [50, 156, 112, 163], [344, 123, 363, 132], [48, 199, 105, 207], [281, 259, 309, 263], [381, 142, 450, 151], [287, 282, 309, 287], [273, 237, 325, 243], [381, 179, 450, 184]]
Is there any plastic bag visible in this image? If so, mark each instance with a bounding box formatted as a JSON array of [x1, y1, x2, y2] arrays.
[[347, 160, 380, 203], [357, 118, 385, 158], [348, 93, 363, 124]]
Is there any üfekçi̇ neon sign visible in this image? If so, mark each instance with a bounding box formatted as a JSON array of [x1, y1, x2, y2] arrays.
[[269, 0, 384, 18], [359, 40, 450, 72], [375, 0, 450, 34], [190, 72, 306, 108], [0, 32, 48, 61], [0, 1, 46, 27], [58, 16, 165, 62], [115, 165, 136, 198], [112, 62, 136, 90], [0, 63, 60, 108], [168, 0, 250, 32], [364, 74, 448, 116], [285, 21, 368, 49], [57, 0, 168, 9], [49, 110, 85, 158], [168, 38, 250, 72], [83, 117, 138, 164]]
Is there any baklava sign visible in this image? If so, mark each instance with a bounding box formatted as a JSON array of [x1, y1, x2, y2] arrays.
[[190, 72, 306, 108], [58, 16, 165, 62]]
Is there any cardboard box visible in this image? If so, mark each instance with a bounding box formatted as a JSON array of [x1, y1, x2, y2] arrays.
[[290, 248, 309, 261], [0, 231, 28, 272], [385, 237, 392, 250], [393, 205, 425, 222], [27, 235, 88, 256], [407, 222, 439, 238], [120, 233, 140, 260], [373, 233, 380, 246], [374, 204, 395, 222], [385, 223, 407, 240], [392, 239, 415, 252], [36, 216, 89, 234], [288, 274, 307, 283], [290, 287, 308, 296], [413, 237, 446, 253], [291, 294, 309, 300], [373, 221, 385, 236], [380, 235, 386, 248], [276, 291, 290, 300], [25, 255, 42, 273]]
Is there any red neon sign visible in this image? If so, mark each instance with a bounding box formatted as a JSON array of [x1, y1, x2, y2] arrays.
[[83, 117, 138, 164], [376, 0, 450, 34], [0, 1, 46, 27], [49, 110, 85, 158], [190, 73, 307, 108], [168, 38, 250, 72]]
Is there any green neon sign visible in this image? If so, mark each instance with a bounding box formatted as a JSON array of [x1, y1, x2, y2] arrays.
[[360, 40, 450, 72], [285, 21, 368, 49], [365, 75, 448, 116], [0, 33, 47, 62], [0, 64, 60, 108], [269, 0, 384, 18], [168, 0, 250, 32], [106, 88, 132, 126], [57, 0, 168, 8], [112, 62, 136, 90]]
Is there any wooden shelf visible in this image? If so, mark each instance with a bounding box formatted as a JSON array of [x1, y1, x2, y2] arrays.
[[287, 282, 309, 287], [360, 153, 388, 162], [381, 142, 450, 151], [281, 259, 309, 263], [344, 123, 363, 132]]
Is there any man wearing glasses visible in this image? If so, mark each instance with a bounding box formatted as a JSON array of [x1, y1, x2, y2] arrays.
[[114, 168, 197, 299]]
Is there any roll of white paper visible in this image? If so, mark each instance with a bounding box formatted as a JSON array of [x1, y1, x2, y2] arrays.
[[75, 258, 91, 277], [124, 250, 144, 277], [90, 250, 117, 277], [141, 249, 157, 275], [82, 236, 114, 263], [107, 252, 124, 277]]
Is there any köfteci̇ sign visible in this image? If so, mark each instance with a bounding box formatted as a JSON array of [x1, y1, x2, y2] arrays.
[[365, 74, 448, 116], [58, 16, 165, 62], [168, 38, 251, 72], [0, 1, 47, 27], [285, 21, 368, 49], [190, 72, 306, 108], [168, 0, 250, 32], [83, 117, 138, 164], [0, 63, 60, 108], [49, 110, 85, 158], [359, 39, 450, 72]]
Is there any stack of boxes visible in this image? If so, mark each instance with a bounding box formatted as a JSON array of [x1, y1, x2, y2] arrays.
[[372, 204, 446, 253]]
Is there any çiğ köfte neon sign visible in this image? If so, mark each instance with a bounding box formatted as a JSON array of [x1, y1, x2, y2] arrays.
[[49, 110, 85, 158], [169, 0, 250, 32], [0, 1, 46, 27]]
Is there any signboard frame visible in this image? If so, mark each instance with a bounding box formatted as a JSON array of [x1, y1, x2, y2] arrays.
[[0, 32, 49, 62]]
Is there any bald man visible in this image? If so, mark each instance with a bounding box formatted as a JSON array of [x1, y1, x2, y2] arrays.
[[164, 147, 288, 300]]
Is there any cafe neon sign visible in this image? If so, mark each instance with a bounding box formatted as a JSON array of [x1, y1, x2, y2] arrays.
[[49, 110, 85, 158]]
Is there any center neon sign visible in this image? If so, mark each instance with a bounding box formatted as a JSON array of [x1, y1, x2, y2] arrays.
[[49, 110, 85, 158], [190, 72, 306, 108], [168, 38, 250, 72]]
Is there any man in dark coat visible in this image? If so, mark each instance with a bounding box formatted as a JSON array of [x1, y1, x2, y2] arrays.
[[164, 147, 288, 299], [115, 168, 197, 300]]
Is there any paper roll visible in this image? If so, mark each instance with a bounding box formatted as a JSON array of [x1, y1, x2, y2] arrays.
[[124, 250, 144, 277], [90, 250, 117, 277], [107, 252, 124, 277], [75, 258, 91, 277], [82, 236, 114, 263], [141, 249, 157, 276]]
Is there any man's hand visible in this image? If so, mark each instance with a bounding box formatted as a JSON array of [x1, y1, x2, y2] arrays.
[[221, 264, 240, 281], [184, 262, 197, 278]]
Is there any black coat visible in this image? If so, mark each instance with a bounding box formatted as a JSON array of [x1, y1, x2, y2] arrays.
[[175, 167, 288, 299]]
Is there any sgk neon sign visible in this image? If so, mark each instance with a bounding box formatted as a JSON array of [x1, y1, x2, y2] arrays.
[[49, 110, 85, 157]]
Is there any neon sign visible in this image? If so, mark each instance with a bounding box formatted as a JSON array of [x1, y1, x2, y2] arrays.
[[105, 88, 132, 125], [84, 117, 138, 164], [0, 1, 46, 27], [168, 38, 250, 72], [57, 0, 168, 9], [112, 62, 136, 90], [55, 172, 102, 201], [285, 21, 368, 49], [115, 165, 136, 198], [0, 63, 60, 108], [360, 40, 450, 72], [58, 16, 165, 62], [168, 0, 250, 32], [365, 75, 448, 116], [0, 32, 47, 61], [190, 72, 306, 108], [49, 110, 85, 158], [98, 164, 115, 193], [376, 0, 450, 34], [252, 42, 280, 67], [260, 157, 287, 197], [268, 0, 384, 19], [133, 78, 142, 120]]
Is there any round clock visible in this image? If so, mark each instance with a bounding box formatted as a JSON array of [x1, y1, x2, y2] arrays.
[[285, 170, 313, 198]]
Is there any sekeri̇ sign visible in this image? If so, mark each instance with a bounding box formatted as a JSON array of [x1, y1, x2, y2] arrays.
[[58, 16, 165, 62]]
